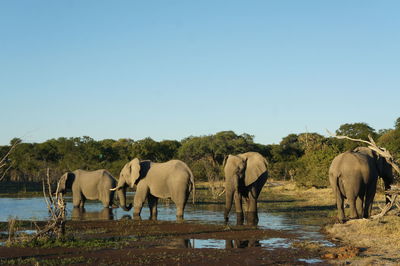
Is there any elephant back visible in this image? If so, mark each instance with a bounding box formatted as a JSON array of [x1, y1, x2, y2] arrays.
[[238, 152, 268, 186]]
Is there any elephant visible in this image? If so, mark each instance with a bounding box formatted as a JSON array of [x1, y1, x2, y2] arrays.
[[111, 158, 195, 221], [223, 152, 269, 225], [59, 169, 132, 211], [329, 146, 395, 223]]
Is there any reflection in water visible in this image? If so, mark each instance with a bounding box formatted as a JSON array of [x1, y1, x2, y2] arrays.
[[0, 196, 334, 249], [71, 207, 114, 221], [225, 239, 260, 248], [166, 238, 290, 250]]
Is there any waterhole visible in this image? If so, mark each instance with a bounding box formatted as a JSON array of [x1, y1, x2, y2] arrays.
[[0, 194, 335, 251]]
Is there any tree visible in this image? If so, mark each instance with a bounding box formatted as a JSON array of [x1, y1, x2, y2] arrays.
[[0, 138, 21, 181], [395, 117, 400, 130], [336, 123, 377, 151]]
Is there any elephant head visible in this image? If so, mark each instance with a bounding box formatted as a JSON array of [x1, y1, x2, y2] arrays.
[[58, 172, 75, 195], [354, 147, 395, 189], [223, 155, 248, 192], [110, 158, 141, 211]]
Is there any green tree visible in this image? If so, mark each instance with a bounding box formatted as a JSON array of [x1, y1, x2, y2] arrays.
[[336, 122, 377, 151]]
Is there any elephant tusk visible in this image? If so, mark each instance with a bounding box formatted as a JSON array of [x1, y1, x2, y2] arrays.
[[110, 187, 118, 191], [218, 189, 226, 197]]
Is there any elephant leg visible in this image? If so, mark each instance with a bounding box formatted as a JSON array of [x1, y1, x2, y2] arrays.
[[356, 197, 364, 218], [335, 189, 345, 223], [101, 192, 111, 208], [73, 191, 85, 208], [173, 192, 188, 222], [246, 187, 258, 226], [133, 183, 149, 220], [347, 196, 358, 219], [109, 191, 118, 208], [234, 191, 244, 225], [148, 194, 158, 220], [364, 183, 377, 218], [224, 189, 235, 223], [79, 194, 86, 208]]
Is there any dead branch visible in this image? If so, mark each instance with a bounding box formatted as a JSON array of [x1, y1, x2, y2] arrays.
[[327, 130, 400, 176], [31, 168, 66, 241], [0, 140, 20, 182], [371, 195, 397, 219], [371, 187, 400, 219]]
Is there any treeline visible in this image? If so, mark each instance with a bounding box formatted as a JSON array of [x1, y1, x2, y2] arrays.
[[1, 118, 399, 188]]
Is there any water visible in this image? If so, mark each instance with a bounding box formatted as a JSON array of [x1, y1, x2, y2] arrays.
[[0, 195, 334, 255]]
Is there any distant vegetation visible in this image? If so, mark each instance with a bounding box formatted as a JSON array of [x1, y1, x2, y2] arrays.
[[1, 118, 399, 189]]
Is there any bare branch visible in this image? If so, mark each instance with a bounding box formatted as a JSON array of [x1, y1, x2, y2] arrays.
[[0, 139, 21, 182], [0, 165, 12, 182], [327, 129, 400, 176], [326, 130, 372, 146]]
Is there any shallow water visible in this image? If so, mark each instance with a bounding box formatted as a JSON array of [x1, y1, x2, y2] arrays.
[[0, 194, 334, 252]]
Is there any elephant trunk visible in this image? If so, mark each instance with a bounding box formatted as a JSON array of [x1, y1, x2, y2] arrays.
[[224, 189, 234, 222], [117, 187, 132, 211]]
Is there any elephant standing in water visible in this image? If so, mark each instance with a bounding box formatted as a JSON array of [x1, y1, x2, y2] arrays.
[[59, 169, 132, 211], [111, 158, 195, 221], [223, 152, 268, 225], [329, 146, 396, 223]]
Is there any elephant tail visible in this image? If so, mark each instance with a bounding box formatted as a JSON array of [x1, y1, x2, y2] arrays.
[[189, 169, 195, 205]]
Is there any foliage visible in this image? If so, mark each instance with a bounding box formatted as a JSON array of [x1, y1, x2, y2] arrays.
[[1, 118, 399, 188], [295, 143, 339, 188], [335, 122, 377, 151]]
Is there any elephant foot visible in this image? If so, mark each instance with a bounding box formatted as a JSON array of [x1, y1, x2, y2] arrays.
[[133, 214, 142, 221], [236, 213, 244, 225], [246, 212, 258, 226], [224, 209, 231, 221], [149, 215, 158, 221], [336, 217, 346, 224], [176, 215, 184, 223], [224, 216, 229, 224]]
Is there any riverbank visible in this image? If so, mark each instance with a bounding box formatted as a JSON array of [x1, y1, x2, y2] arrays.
[[266, 181, 400, 265], [1, 180, 396, 265], [1, 219, 327, 265]]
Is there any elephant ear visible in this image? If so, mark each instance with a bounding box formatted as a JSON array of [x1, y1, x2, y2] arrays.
[[66, 172, 75, 188], [128, 158, 141, 188], [243, 154, 268, 186], [59, 172, 75, 192]]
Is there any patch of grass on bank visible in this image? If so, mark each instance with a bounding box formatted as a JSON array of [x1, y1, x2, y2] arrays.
[[326, 216, 400, 250], [0, 256, 90, 265], [8, 235, 135, 249]]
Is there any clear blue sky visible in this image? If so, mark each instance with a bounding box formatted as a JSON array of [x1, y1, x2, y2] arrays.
[[1, 1, 399, 145]]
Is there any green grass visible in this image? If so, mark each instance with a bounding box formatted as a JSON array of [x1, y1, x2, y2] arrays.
[[0, 256, 91, 265], [8, 235, 135, 249]]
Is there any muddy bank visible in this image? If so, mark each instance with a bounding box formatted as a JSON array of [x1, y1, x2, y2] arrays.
[[0, 219, 330, 265]]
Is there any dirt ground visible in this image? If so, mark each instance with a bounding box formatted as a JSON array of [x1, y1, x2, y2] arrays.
[[0, 219, 331, 265]]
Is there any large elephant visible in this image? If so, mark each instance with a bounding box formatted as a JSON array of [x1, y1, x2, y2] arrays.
[[223, 152, 268, 225], [111, 158, 195, 220], [59, 169, 132, 211], [329, 146, 395, 223]]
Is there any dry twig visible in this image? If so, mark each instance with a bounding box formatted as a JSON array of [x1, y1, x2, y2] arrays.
[[326, 130, 400, 176]]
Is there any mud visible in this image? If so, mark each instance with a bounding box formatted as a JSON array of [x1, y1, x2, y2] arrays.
[[0, 219, 331, 265]]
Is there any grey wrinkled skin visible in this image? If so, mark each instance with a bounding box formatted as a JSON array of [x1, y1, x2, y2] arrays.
[[223, 152, 268, 225], [114, 158, 195, 221], [329, 147, 394, 223], [59, 169, 126, 209]]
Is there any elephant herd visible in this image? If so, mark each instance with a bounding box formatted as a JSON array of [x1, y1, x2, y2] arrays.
[[59, 146, 398, 225], [58, 152, 268, 225]]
